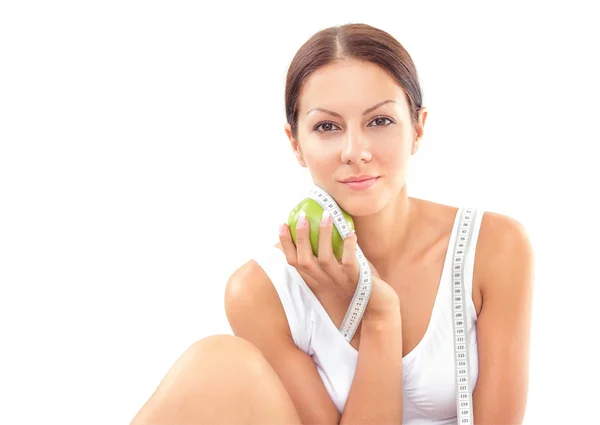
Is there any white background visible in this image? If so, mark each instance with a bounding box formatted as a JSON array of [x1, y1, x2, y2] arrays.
[[1, 1, 598, 424]]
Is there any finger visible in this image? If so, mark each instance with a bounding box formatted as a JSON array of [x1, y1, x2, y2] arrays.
[[317, 210, 335, 262], [341, 230, 360, 287], [295, 211, 316, 270], [317, 210, 348, 281], [278, 223, 298, 267]]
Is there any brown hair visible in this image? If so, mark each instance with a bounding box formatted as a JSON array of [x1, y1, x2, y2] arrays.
[[285, 23, 423, 140]]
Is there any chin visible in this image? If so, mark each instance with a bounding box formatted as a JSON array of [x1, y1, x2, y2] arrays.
[[339, 198, 388, 217]]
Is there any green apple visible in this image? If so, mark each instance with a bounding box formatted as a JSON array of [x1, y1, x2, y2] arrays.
[[287, 197, 354, 261]]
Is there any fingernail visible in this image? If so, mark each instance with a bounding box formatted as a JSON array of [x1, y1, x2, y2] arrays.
[[321, 210, 331, 226], [279, 223, 286, 235], [297, 211, 307, 228]]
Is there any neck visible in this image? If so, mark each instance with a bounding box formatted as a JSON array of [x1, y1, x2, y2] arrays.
[[352, 186, 417, 277]]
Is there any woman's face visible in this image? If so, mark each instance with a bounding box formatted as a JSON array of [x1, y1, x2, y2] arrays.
[[285, 58, 427, 217]]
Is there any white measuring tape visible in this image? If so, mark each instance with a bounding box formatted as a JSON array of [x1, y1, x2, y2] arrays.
[[308, 185, 477, 424], [451, 207, 478, 425], [307, 186, 372, 342]]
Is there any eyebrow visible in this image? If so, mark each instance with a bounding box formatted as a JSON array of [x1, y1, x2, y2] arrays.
[[306, 99, 398, 118]]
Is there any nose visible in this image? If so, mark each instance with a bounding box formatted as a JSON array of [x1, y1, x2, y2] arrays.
[[340, 130, 372, 164]]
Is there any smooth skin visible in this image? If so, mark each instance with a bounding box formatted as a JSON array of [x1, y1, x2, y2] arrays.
[[130, 58, 535, 425]]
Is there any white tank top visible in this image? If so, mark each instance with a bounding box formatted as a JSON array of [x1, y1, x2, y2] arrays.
[[252, 207, 484, 425]]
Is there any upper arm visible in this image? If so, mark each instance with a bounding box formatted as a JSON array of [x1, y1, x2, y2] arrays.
[[224, 260, 341, 425], [472, 212, 536, 425]]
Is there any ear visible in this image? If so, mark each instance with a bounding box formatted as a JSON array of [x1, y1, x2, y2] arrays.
[[284, 123, 307, 167], [411, 107, 428, 155]]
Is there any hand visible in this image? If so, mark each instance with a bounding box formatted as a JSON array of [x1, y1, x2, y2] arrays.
[[279, 211, 399, 322]]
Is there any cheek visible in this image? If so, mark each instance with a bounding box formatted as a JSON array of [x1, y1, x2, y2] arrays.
[[304, 150, 336, 172], [302, 139, 338, 164], [374, 139, 410, 169]]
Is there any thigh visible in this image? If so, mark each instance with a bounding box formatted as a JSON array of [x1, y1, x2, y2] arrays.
[[130, 334, 302, 425]]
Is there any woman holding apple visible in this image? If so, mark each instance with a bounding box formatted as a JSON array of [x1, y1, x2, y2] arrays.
[[130, 23, 534, 425]]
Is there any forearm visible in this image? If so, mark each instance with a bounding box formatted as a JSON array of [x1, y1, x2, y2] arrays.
[[340, 310, 403, 425]]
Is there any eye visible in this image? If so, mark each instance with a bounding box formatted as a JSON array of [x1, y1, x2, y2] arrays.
[[368, 116, 394, 127], [314, 121, 340, 133]]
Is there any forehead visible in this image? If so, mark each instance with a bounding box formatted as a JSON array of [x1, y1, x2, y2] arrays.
[[297, 59, 408, 115]]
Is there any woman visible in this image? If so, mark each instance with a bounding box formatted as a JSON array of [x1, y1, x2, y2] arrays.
[[130, 23, 534, 425]]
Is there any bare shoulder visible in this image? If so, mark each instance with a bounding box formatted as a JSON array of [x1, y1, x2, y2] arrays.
[[224, 258, 292, 339], [477, 211, 534, 268], [417, 197, 535, 300], [475, 210, 535, 297]]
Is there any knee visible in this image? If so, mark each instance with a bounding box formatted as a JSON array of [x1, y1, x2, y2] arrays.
[[190, 333, 259, 354], [188, 334, 263, 359], [183, 334, 268, 379], [130, 335, 299, 425], [130, 335, 280, 425]]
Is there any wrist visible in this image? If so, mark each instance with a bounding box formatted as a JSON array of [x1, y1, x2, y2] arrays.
[[362, 297, 401, 323], [360, 312, 402, 345], [362, 305, 401, 326]]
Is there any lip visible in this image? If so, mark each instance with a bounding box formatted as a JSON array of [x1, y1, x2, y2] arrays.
[[340, 174, 378, 183], [340, 176, 380, 190]]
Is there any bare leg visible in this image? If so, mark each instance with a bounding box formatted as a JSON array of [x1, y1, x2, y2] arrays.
[[129, 334, 302, 425]]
